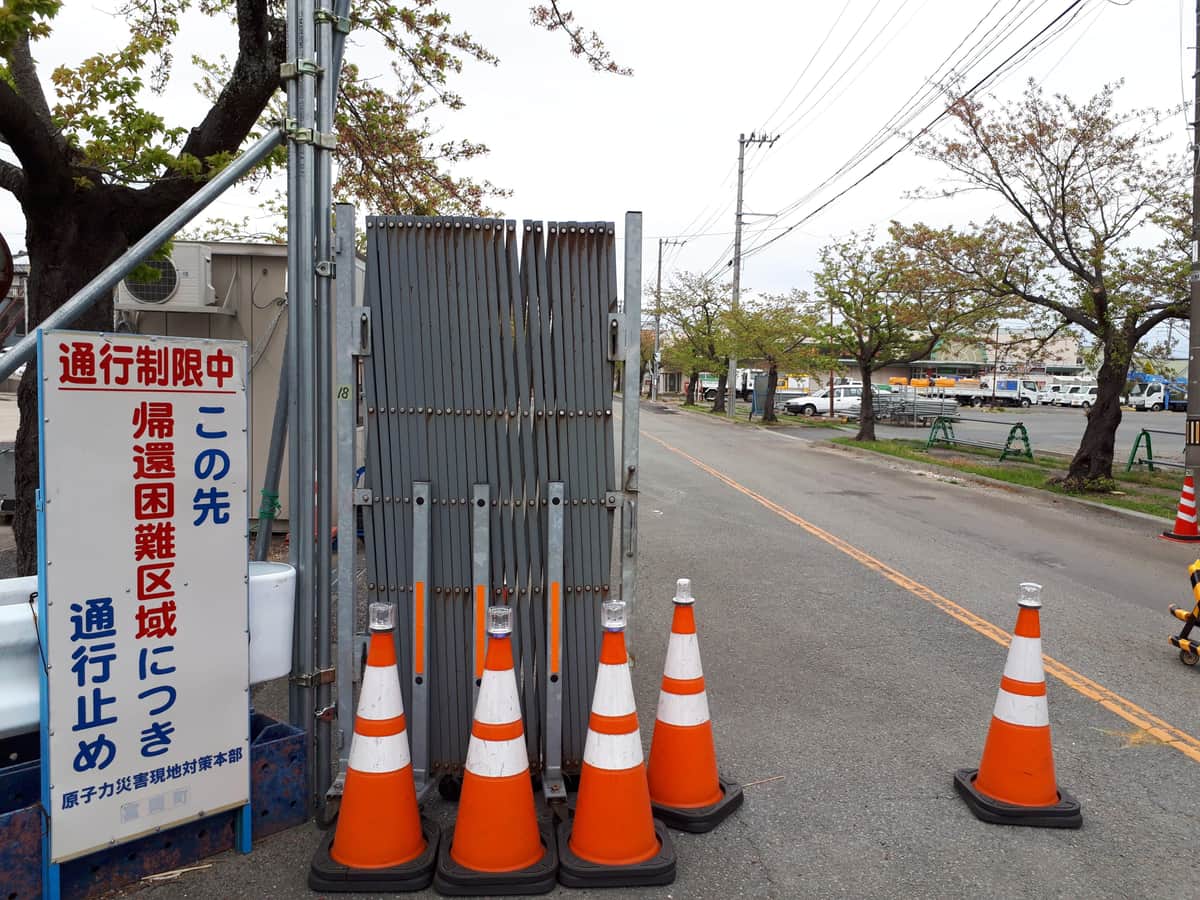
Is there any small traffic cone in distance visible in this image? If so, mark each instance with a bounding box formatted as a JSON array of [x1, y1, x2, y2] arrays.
[[954, 583, 1082, 828], [434, 604, 557, 896], [1162, 475, 1200, 542], [310, 603, 439, 892], [647, 578, 743, 833], [558, 599, 676, 889]]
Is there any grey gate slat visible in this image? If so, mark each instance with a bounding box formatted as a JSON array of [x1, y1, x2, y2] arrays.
[[381, 223, 410, 687], [546, 223, 583, 764], [415, 220, 453, 770], [504, 222, 533, 725], [361, 218, 390, 618], [435, 219, 469, 764]]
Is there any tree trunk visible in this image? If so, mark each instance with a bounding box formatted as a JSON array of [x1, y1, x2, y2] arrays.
[[762, 364, 778, 423], [1063, 346, 1127, 487], [15, 206, 127, 575], [710, 368, 728, 412], [855, 364, 876, 441], [684, 369, 699, 406]]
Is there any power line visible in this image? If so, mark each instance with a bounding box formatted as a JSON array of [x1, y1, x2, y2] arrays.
[[739, 0, 1092, 263]]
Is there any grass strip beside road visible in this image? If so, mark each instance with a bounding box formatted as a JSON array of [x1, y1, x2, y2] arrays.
[[644, 430, 1200, 765], [831, 437, 1178, 520]]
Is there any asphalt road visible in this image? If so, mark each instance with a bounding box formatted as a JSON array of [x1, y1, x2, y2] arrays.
[[144, 402, 1200, 899]]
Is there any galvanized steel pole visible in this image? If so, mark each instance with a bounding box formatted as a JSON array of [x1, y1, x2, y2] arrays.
[[1188, 0, 1200, 472], [285, 0, 320, 815], [332, 203, 357, 803], [0, 127, 283, 383], [313, 0, 336, 809], [620, 212, 643, 620]]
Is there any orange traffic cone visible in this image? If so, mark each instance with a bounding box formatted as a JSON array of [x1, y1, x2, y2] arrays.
[[558, 599, 676, 888], [647, 578, 743, 832], [309, 603, 439, 891], [1162, 475, 1200, 542], [434, 605, 556, 895], [954, 583, 1081, 828]]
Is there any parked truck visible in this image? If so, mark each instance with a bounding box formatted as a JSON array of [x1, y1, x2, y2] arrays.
[[932, 377, 1040, 408], [1125, 373, 1185, 412], [697, 368, 765, 402]]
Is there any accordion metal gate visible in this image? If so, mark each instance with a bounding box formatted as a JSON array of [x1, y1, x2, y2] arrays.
[[357, 212, 641, 799]]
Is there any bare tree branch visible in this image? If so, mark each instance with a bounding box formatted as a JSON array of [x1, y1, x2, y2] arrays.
[[529, 2, 632, 75]]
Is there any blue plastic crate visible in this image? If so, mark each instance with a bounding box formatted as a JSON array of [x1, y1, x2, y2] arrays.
[[0, 712, 307, 899]]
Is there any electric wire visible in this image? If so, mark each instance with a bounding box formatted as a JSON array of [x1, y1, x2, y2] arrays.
[[736, 0, 1092, 263]]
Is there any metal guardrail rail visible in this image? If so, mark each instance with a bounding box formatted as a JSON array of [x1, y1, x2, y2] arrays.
[[925, 415, 1033, 462], [1126, 428, 1187, 473]]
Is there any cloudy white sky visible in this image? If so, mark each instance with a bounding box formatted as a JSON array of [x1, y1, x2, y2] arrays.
[[3, 0, 1190, 342]]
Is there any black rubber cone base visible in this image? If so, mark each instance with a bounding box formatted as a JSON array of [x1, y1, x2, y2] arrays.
[[954, 769, 1082, 829], [1161, 530, 1200, 543], [653, 775, 745, 833], [556, 817, 676, 889], [433, 819, 558, 896], [308, 815, 440, 892]]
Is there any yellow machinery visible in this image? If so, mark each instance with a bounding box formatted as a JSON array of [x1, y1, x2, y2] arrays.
[[1169, 560, 1200, 665]]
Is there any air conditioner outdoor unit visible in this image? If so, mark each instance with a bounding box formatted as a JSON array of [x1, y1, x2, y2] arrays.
[[115, 243, 220, 312]]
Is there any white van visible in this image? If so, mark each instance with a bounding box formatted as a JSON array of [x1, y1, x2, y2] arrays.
[[1066, 385, 1098, 409]]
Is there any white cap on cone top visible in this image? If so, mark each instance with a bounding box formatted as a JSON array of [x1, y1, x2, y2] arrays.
[[487, 604, 513, 637], [674, 578, 695, 605], [603, 599, 627, 631], [369, 602, 396, 632], [1018, 582, 1043, 609]]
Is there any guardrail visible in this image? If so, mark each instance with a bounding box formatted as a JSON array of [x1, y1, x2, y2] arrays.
[[925, 415, 1033, 462], [1126, 428, 1186, 473]]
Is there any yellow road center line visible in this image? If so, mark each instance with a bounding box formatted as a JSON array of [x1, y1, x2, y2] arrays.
[[646, 430, 1200, 764]]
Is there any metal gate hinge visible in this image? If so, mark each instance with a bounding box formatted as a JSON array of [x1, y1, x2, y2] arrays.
[[316, 260, 335, 278], [352, 309, 371, 356], [607, 314, 622, 361], [291, 666, 336, 687], [314, 9, 351, 32], [314, 704, 337, 722], [280, 59, 323, 80]]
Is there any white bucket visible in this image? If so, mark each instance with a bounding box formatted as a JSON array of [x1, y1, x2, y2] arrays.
[[0, 575, 38, 607], [0, 600, 38, 739], [248, 561, 296, 684]]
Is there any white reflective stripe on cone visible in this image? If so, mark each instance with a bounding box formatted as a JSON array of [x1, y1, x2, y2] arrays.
[[475, 667, 522, 725], [356, 663, 405, 720], [591, 662, 636, 717], [663, 632, 703, 680], [1179, 511, 1198, 524], [465, 735, 529, 778], [348, 731, 412, 773], [656, 689, 710, 727], [993, 688, 1050, 728], [1002, 635, 1045, 684], [583, 728, 644, 770]]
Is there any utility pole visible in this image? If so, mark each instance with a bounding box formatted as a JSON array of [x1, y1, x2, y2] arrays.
[[728, 132, 778, 416], [1188, 0, 1200, 471], [653, 237, 686, 401], [828, 299, 835, 417]]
